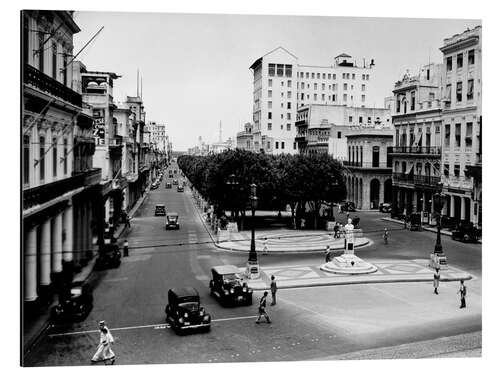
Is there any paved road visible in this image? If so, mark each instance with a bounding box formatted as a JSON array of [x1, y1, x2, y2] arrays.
[[23, 165, 481, 366]]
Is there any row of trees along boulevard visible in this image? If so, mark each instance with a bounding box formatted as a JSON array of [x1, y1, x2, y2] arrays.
[[177, 149, 347, 230]]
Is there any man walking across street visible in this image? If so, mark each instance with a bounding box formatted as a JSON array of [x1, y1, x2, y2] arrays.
[[433, 268, 440, 295], [458, 280, 467, 308], [270, 275, 277, 306], [256, 291, 271, 324], [91, 321, 115, 365]]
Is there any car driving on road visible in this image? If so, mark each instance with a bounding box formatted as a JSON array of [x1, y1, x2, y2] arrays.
[[165, 288, 211, 334], [209, 265, 253, 306]]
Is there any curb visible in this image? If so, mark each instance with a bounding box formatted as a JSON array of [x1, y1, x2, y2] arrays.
[[248, 273, 473, 291]]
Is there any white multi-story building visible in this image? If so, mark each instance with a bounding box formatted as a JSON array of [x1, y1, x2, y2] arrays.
[[249, 47, 376, 154], [439, 26, 482, 227], [146, 121, 168, 155]]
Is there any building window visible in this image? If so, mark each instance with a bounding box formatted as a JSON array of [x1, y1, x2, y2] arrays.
[[293, 142, 296, 150], [268, 123, 272, 130], [456, 81, 462, 102], [287, 91, 292, 99], [287, 102, 291, 109], [444, 125, 450, 147], [267, 141, 271, 149], [38, 32, 45, 72], [312, 73, 315, 79], [332, 94, 336, 101], [328, 73, 331, 79], [287, 80, 292, 88], [287, 123, 291, 131], [39, 136, 45, 181], [268, 112, 272, 120], [52, 42, 57, 79], [301, 93, 304, 100], [455, 123, 461, 148], [443, 163, 449, 177], [306, 72, 309, 79], [467, 79, 474, 100], [366, 74, 369, 80], [287, 113, 291, 120], [322, 94, 325, 101], [465, 122, 473, 148], [348, 116, 353, 123], [468, 50, 475, 65], [457, 53, 463, 69], [281, 142, 285, 149], [352, 74, 355, 80], [300, 72, 304, 78], [280, 124, 283, 130], [361, 95, 366, 102], [314, 83, 317, 90], [275, 141, 279, 149], [343, 94, 347, 101], [314, 94, 317, 101], [359, 116, 363, 123], [23, 135, 30, 184], [333, 74, 336, 80], [268, 79, 272, 86], [337, 131, 341, 139], [454, 164, 460, 177], [343, 83, 348, 90], [268, 90, 272, 98], [268, 64, 275, 77], [346, 73, 350, 79], [285, 65, 292, 77], [52, 138, 57, 177], [276, 64, 284, 77], [268, 101, 272, 109], [362, 84, 366, 91], [446, 56, 452, 71], [322, 83, 325, 90], [301, 82, 305, 89]]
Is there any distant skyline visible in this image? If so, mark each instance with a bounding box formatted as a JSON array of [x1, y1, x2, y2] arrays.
[[73, 12, 480, 151]]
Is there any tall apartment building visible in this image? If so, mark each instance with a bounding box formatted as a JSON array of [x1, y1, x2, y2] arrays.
[[249, 47, 376, 154], [389, 63, 444, 220], [440, 26, 482, 227]]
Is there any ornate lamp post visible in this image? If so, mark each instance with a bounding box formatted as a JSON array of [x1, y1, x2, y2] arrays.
[[430, 183, 448, 269], [225, 174, 238, 221], [247, 183, 260, 278]]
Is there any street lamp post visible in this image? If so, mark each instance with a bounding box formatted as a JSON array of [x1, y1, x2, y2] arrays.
[[430, 184, 448, 269], [247, 183, 260, 278], [225, 174, 238, 221]]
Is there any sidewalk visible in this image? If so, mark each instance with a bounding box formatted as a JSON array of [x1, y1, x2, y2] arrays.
[[242, 258, 473, 291], [23, 187, 150, 356], [381, 217, 482, 244]]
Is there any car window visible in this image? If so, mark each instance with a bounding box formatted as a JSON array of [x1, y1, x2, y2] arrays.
[[223, 274, 238, 281], [178, 302, 199, 311]]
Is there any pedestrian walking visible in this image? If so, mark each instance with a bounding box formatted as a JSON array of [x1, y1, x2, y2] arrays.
[[123, 239, 129, 257], [338, 203, 343, 215], [383, 228, 389, 244], [263, 237, 269, 255], [458, 280, 467, 308], [433, 268, 440, 295], [325, 245, 331, 263], [91, 321, 115, 365], [255, 292, 271, 324], [334, 222, 340, 238], [270, 275, 277, 306]]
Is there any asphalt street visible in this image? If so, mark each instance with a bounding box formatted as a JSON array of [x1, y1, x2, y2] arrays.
[[23, 165, 482, 366]]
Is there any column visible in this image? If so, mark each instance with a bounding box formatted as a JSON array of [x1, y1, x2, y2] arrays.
[[460, 196, 466, 220], [379, 179, 384, 206], [449, 195, 455, 218], [413, 191, 418, 212], [51, 212, 63, 274], [24, 226, 38, 301], [39, 218, 51, 288], [354, 179, 358, 206], [63, 204, 74, 263]]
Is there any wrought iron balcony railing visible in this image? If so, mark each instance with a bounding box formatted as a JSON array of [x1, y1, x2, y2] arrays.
[[388, 146, 441, 155], [24, 63, 82, 108], [344, 161, 392, 168], [393, 172, 441, 187]]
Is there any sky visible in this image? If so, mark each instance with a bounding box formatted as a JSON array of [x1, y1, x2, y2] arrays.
[[72, 12, 480, 151]]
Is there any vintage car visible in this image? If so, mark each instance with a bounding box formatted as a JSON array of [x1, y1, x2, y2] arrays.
[[451, 221, 481, 243], [165, 212, 180, 230], [94, 243, 122, 270], [340, 201, 356, 212], [172, 179, 178, 185], [155, 204, 167, 216], [151, 181, 159, 190], [177, 185, 184, 192], [209, 265, 253, 306], [409, 213, 422, 231], [165, 182, 172, 189], [50, 281, 93, 323], [165, 288, 211, 334], [379, 203, 392, 213]]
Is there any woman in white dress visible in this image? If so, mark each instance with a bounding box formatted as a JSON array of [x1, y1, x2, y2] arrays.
[[91, 326, 115, 365]]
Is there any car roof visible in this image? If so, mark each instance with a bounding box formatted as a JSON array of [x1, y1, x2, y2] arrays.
[[212, 265, 240, 275], [155, 204, 165, 207], [166, 212, 178, 216], [169, 287, 199, 298]]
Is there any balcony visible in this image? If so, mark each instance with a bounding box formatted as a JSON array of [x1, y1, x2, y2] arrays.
[[24, 64, 82, 108], [344, 161, 392, 169], [393, 173, 441, 188], [388, 146, 441, 157], [443, 175, 473, 191], [23, 168, 101, 210]]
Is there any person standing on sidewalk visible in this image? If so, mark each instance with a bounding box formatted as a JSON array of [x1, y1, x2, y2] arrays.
[[91, 321, 115, 365], [263, 237, 269, 255], [255, 292, 271, 324], [383, 228, 389, 244], [123, 239, 129, 257], [458, 280, 467, 308], [433, 268, 440, 295], [270, 275, 277, 306], [325, 245, 331, 263]]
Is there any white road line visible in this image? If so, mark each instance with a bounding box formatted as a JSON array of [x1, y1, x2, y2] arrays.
[[48, 315, 257, 338]]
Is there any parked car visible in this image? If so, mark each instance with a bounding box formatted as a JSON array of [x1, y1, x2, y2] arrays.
[[451, 221, 481, 243], [209, 265, 253, 306], [165, 212, 180, 230], [177, 185, 184, 192], [151, 181, 159, 190], [165, 288, 211, 334], [379, 203, 392, 213], [155, 204, 167, 216], [341, 201, 356, 212], [50, 281, 93, 323], [409, 213, 422, 231], [94, 243, 122, 270], [173, 179, 178, 185], [165, 182, 172, 189]]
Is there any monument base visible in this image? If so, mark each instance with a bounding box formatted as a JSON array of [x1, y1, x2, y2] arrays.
[[429, 253, 448, 270], [320, 253, 378, 275], [246, 260, 260, 279]]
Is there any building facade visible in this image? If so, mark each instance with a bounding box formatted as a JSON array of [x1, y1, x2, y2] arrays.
[[389, 63, 444, 220], [249, 47, 376, 154], [22, 11, 102, 307], [344, 129, 393, 210], [439, 26, 482, 227]]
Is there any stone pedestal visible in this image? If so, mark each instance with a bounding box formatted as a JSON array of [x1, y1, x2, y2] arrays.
[[321, 254, 377, 275], [246, 260, 260, 279], [429, 253, 448, 270]]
